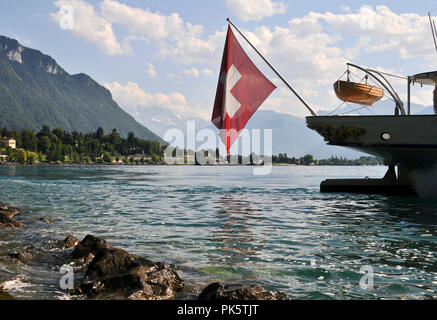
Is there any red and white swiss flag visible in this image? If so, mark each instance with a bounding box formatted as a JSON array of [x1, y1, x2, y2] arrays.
[[212, 25, 276, 155]]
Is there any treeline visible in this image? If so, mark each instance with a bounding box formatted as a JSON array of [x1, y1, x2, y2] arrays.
[[272, 153, 383, 166], [317, 156, 384, 166], [0, 127, 383, 166], [177, 149, 383, 166], [273, 154, 314, 165], [0, 126, 163, 164]]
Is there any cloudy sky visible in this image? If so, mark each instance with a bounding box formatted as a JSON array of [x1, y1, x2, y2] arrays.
[[1, 0, 437, 120]]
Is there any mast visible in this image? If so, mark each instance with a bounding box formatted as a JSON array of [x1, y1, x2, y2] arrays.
[[407, 76, 411, 115], [429, 11, 437, 54], [226, 18, 318, 117]]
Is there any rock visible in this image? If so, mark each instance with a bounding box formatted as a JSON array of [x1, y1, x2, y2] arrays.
[[0, 203, 24, 228], [0, 289, 14, 300], [198, 283, 291, 301], [0, 202, 23, 218], [5, 252, 27, 263], [197, 282, 223, 300], [63, 235, 80, 249], [75, 247, 184, 300], [0, 212, 23, 228], [69, 235, 113, 262], [69, 236, 185, 300]]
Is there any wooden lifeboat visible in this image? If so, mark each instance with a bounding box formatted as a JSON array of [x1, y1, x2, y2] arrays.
[[334, 80, 384, 106]]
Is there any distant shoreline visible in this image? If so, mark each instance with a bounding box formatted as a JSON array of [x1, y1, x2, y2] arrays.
[[0, 162, 384, 167]]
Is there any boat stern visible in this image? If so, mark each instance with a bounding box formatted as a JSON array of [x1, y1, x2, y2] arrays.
[[306, 115, 437, 168]]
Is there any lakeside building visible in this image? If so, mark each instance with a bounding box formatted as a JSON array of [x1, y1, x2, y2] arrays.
[[1, 137, 16, 149]]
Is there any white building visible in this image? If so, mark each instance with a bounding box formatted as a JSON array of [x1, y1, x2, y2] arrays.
[[1, 137, 16, 149]]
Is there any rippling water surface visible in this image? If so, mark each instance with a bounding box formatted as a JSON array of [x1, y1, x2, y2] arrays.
[[0, 165, 436, 300]]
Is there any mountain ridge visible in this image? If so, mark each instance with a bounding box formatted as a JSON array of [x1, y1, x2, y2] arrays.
[[0, 35, 164, 143], [132, 100, 434, 159], [130, 105, 364, 158]]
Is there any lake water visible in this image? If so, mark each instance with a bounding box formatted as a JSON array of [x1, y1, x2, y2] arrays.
[[0, 165, 436, 300]]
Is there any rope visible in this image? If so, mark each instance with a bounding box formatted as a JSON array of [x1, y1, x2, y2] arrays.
[[349, 70, 362, 82], [327, 101, 347, 115], [338, 104, 370, 115], [336, 70, 348, 81]]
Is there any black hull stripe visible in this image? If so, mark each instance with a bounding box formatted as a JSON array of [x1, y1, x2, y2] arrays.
[[331, 143, 437, 149]]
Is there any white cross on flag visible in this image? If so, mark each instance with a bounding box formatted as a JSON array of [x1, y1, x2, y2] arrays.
[[212, 25, 276, 155]]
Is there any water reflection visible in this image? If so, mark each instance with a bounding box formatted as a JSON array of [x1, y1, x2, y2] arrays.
[[0, 165, 160, 182], [1, 165, 436, 299], [312, 195, 437, 298], [210, 194, 264, 266]]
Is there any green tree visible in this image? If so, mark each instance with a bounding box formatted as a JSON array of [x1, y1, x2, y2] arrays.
[[26, 151, 38, 165], [52, 128, 65, 141], [21, 129, 38, 151], [127, 132, 135, 144], [37, 125, 51, 138], [151, 154, 160, 163], [103, 152, 113, 164], [96, 127, 104, 139], [302, 154, 314, 165], [16, 149, 27, 164], [38, 136, 51, 155]]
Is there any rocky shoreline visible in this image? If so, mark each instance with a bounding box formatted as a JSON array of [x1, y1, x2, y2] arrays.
[[0, 289, 14, 300], [0, 202, 291, 301], [0, 202, 23, 228]]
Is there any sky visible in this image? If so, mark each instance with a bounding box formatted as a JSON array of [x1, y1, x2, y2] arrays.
[[1, 0, 437, 121]]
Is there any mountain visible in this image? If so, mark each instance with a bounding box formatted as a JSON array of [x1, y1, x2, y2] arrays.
[[318, 100, 432, 116], [245, 109, 365, 159], [0, 35, 164, 143], [136, 97, 434, 159], [415, 106, 434, 114], [134, 106, 364, 159], [127, 105, 211, 139]]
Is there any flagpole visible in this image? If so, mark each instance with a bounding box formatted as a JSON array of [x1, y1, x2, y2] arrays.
[[226, 18, 318, 117]]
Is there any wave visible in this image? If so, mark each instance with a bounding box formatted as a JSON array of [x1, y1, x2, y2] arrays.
[[1, 275, 32, 292]]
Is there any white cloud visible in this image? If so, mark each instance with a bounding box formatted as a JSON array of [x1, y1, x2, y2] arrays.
[[201, 68, 213, 76], [104, 81, 210, 119], [236, 6, 437, 115], [294, 6, 436, 66], [99, 0, 222, 64], [225, 0, 286, 22], [100, 0, 180, 40], [51, 0, 131, 55], [50, 0, 223, 64], [146, 63, 156, 78], [104, 81, 186, 108], [12, 34, 32, 45], [341, 6, 351, 13], [51, 2, 437, 118], [411, 89, 435, 107], [184, 67, 213, 78], [184, 68, 200, 78]]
